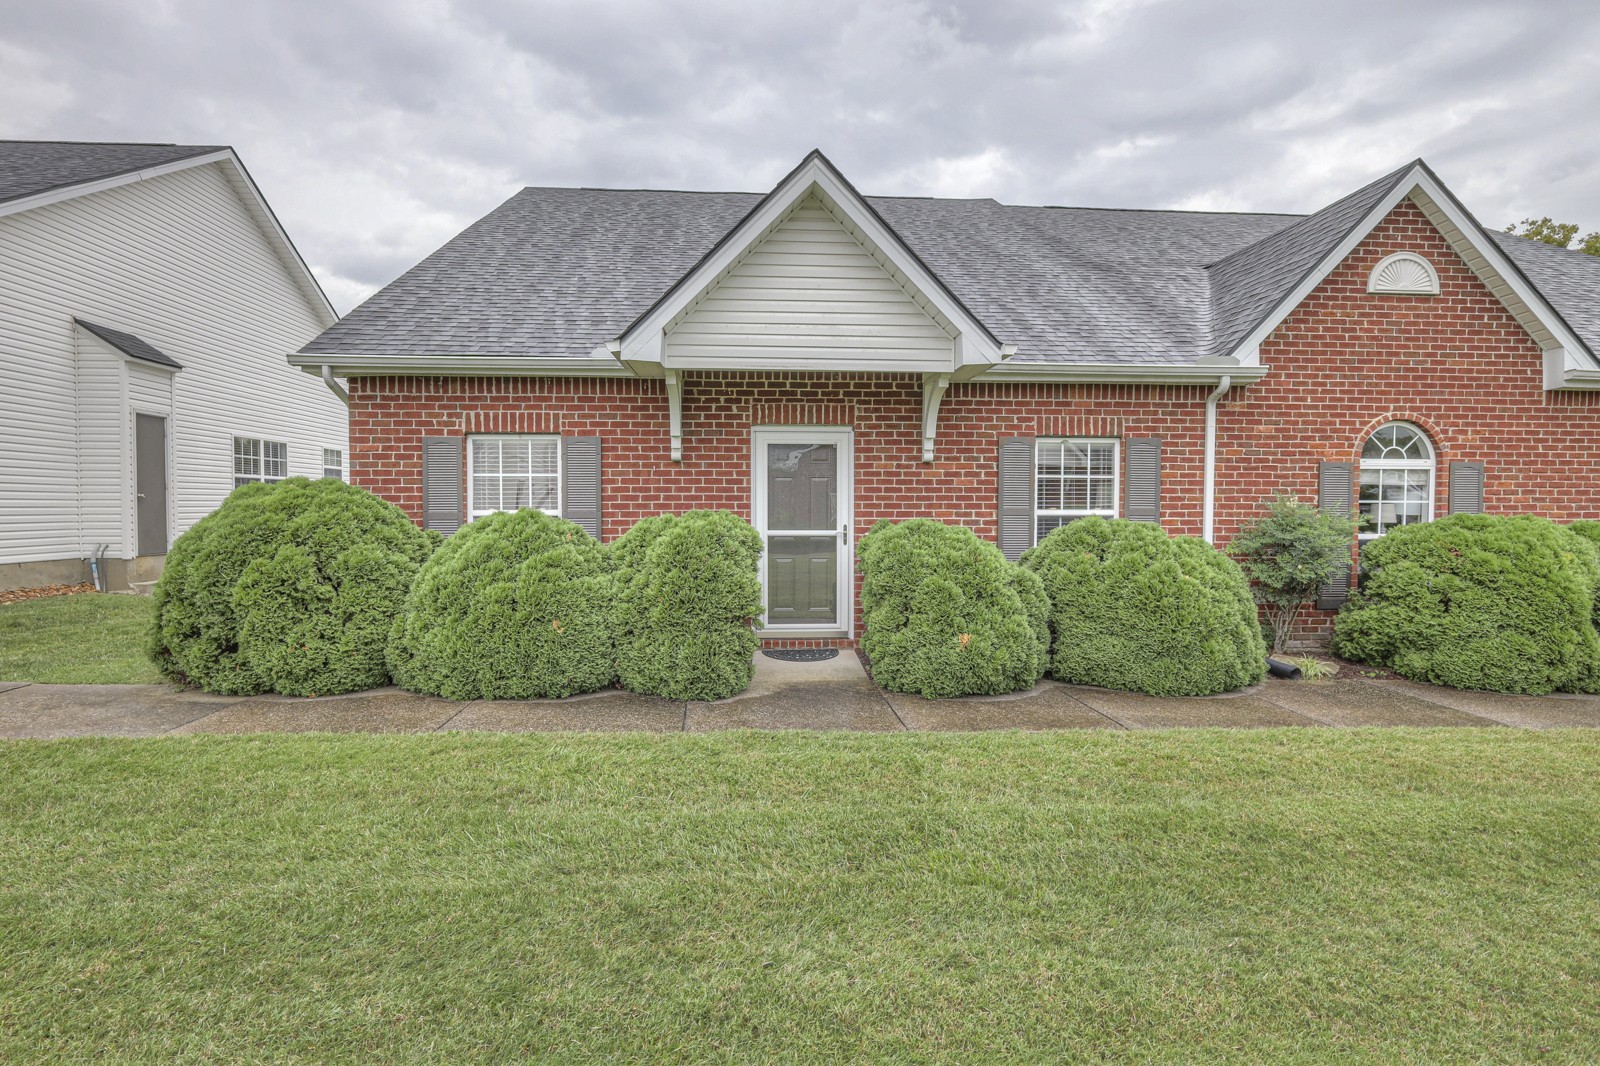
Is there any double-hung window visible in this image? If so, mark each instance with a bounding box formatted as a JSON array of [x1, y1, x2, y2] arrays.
[[1358, 422, 1434, 538], [467, 435, 560, 520], [322, 448, 344, 480], [234, 436, 287, 488], [1034, 438, 1119, 541]]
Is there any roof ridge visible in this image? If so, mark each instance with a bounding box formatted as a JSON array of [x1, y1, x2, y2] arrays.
[[1491, 228, 1600, 259], [519, 184, 1317, 218], [0, 138, 213, 147], [1007, 203, 1308, 219], [540, 185, 763, 196], [1204, 160, 1418, 273]]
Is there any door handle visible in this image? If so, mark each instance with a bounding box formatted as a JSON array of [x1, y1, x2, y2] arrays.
[[137, 493, 146, 499]]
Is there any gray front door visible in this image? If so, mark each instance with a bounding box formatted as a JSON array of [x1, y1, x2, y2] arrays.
[[763, 439, 841, 626], [135, 413, 168, 555]]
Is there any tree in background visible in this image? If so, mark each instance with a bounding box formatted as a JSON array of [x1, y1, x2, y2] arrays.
[[1504, 217, 1600, 257], [1229, 496, 1363, 655]]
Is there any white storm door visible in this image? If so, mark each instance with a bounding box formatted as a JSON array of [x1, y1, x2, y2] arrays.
[[753, 428, 853, 633]]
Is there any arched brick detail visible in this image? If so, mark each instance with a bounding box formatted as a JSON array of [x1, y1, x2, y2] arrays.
[[1349, 411, 1453, 460]]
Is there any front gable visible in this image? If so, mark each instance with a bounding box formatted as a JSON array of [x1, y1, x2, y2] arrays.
[[1223, 161, 1596, 388], [610, 150, 1005, 376], [1263, 197, 1549, 376], [664, 192, 956, 371]]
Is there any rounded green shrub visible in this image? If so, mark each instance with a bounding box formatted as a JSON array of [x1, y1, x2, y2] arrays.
[[150, 478, 437, 696], [611, 510, 763, 701], [857, 519, 1048, 698], [1333, 515, 1600, 694], [386, 510, 616, 700], [1021, 517, 1265, 696]]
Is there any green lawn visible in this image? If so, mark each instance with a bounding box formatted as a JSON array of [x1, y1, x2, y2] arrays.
[[2, 730, 1597, 1063], [0, 594, 160, 684]]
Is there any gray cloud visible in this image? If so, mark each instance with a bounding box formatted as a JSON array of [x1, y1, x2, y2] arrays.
[[2, 0, 1597, 312]]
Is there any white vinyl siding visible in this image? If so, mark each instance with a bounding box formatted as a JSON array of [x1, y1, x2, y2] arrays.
[[664, 194, 955, 370], [467, 435, 561, 520], [0, 161, 345, 565], [73, 336, 127, 556], [1035, 438, 1119, 541]]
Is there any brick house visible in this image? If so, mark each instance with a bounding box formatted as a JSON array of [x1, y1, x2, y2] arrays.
[[293, 151, 1600, 644]]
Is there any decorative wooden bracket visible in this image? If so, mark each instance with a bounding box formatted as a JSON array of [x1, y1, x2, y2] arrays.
[[664, 368, 683, 461], [921, 373, 951, 462]]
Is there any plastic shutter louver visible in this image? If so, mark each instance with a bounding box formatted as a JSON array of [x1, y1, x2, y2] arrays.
[[1317, 460, 1356, 609], [561, 436, 602, 539], [421, 436, 464, 535], [1125, 437, 1162, 523], [998, 437, 1035, 561], [1448, 461, 1485, 515]]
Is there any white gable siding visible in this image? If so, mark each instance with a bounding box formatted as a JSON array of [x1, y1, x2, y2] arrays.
[[0, 162, 344, 567], [664, 195, 954, 370], [74, 335, 129, 557]]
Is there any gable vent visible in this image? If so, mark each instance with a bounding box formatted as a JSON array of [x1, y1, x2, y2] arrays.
[[1368, 252, 1440, 295]]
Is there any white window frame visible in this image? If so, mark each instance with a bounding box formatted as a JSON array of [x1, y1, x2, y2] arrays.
[[1358, 422, 1435, 540], [466, 434, 562, 521], [1034, 437, 1120, 544], [322, 447, 344, 481], [233, 436, 288, 488]]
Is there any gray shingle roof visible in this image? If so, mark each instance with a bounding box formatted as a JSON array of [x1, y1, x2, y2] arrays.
[[1490, 230, 1600, 356], [0, 140, 226, 207], [876, 198, 1297, 363], [302, 163, 1599, 367], [1204, 162, 1415, 359], [74, 318, 183, 369], [305, 188, 1300, 364], [306, 188, 762, 360]]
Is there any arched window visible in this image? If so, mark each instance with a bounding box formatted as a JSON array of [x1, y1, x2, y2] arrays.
[[1359, 422, 1434, 537]]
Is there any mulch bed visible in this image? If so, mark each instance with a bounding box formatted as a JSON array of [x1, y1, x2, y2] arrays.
[[0, 583, 96, 607]]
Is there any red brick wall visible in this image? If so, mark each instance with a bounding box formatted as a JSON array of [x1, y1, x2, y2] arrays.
[[347, 198, 1600, 642], [348, 373, 1211, 633], [1214, 198, 1600, 638]]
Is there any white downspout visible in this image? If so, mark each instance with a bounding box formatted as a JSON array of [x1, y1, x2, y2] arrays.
[[321, 364, 349, 405], [1201, 374, 1231, 544]]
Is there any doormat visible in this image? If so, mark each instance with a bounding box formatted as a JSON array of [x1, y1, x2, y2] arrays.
[[761, 648, 839, 662]]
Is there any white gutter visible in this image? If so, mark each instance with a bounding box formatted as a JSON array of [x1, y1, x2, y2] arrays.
[[289, 353, 635, 378], [983, 362, 1268, 386], [320, 364, 349, 405], [1201, 375, 1232, 544]]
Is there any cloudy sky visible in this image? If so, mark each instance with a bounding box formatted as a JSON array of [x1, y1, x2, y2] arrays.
[[3, 0, 1597, 313]]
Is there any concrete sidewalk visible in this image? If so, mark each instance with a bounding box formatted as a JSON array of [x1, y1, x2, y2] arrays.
[[2, 654, 1599, 739]]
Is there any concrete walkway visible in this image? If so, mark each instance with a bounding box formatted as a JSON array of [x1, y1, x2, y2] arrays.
[[3, 655, 1600, 739]]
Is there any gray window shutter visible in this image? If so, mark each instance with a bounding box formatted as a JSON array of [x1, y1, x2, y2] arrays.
[[1125, 437, 1162, 523], [1317, 460, 1356, 609], [421, 436, 463, 535], [562, 436, 602, 539], [1448, 461, 1484, 515], [998, 437, 1035, 561]]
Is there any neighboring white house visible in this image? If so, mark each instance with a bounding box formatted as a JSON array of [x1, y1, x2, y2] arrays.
[[0, 140, 346, 591]]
